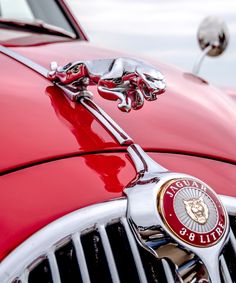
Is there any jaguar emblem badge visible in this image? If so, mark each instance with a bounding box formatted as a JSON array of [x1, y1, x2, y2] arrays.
[[158, 178, 227, 247]]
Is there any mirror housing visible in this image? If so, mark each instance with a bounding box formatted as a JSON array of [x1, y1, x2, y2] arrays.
[[197, 16, 229, 57], [193, 16, 229, 75]]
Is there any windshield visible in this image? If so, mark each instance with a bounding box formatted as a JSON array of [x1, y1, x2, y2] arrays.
[[0, 0, 76, 37], [67, 0, 235, 87]]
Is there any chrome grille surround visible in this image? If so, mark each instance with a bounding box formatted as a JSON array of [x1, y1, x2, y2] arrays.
[[0, 198, 147, 283], [0, 195, 236, 283]]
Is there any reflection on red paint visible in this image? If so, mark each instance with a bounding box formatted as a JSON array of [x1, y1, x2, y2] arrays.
[[47, 86, 126, 192]]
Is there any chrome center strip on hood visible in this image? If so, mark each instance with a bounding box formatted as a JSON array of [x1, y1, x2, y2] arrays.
[[0, 45, 48, 78]]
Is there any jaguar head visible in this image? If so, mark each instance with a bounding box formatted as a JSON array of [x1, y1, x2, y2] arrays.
[[184, 197, 209, 225], [48, 62, 87, 84], [136, 66, 166, 100]]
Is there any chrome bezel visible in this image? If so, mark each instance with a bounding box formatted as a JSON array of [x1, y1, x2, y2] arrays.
[[157, 177, 228, 248]]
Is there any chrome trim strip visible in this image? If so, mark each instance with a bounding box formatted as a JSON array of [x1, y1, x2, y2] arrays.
[[127, 144, 167, 174], [220, 255, 233, 283], [47, 250, 61, 283], [98, 224, 120, 283], [0, 45, 48, 78], [72, 233, 91, 283], [120, 217, 148, 283], [81, 97, 133, 145]]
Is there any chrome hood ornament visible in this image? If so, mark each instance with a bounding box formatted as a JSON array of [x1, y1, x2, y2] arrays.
[[47, 58, 166, 112]]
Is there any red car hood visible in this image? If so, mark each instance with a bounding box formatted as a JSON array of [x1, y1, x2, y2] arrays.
[[1, 40, 236, 172]]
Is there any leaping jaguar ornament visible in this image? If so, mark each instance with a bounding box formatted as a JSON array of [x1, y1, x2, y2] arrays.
[[48, 58, 166, 112]]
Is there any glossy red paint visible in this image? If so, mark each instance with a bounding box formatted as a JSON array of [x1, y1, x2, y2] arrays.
[[0, 153, 133, 260], [0, 152, 236, 260], [1, 41, 236, 173]]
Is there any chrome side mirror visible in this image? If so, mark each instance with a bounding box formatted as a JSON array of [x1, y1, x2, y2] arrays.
[[193, 16, 229, 75]]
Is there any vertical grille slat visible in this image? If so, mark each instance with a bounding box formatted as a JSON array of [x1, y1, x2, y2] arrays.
[[229, 215, 236, 238], [220, 255, 233, 283], [47, 251, 61, 283], [106, 221, 141, 283], [161, 259, 175, 283], [121, 217, 148, 283], [98, 224, 120, 283], [221, 214, 236, 282], [72, 233, 91, 283], [55, 241, 82, 283], [137, 245, 168, 283], [221, 229, 236, 281], [81, 230, 112, 283], [229, 229, 236, 253]]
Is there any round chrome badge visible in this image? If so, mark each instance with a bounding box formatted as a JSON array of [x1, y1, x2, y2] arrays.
[[158, 178, 227, 247]]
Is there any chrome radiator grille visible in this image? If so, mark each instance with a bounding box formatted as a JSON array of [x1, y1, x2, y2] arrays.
[[1, 196, 236, 283]]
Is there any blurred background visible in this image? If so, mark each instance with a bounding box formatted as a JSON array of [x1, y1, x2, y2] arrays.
[[67, 0, 236, 87]]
